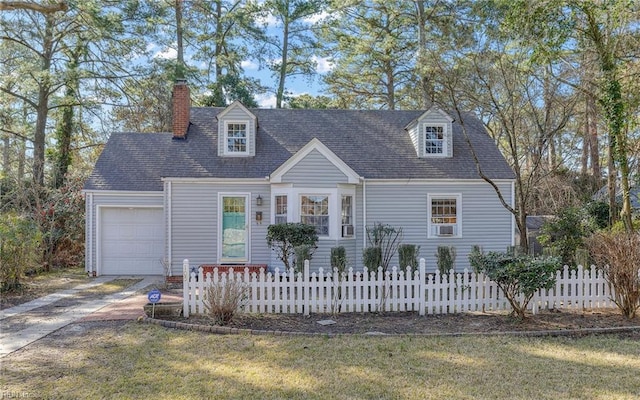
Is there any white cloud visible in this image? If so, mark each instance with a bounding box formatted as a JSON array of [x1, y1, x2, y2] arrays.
[[303, 11, 330, 25], [256, 12, 279, 28], [153, 47, 177, 60], [312, 56, 334, 73], [241, 60, 259, 70], [256, 93, 277, 108]]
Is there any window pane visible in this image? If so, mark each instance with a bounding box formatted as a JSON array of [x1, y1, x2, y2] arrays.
[[275, 195, 287, 224], [431, 198, 457, 223], [425, 126, 444, 154], [227, 123, 247, 152], [341, 195, 352, 225], [301, 195, 329, 235]]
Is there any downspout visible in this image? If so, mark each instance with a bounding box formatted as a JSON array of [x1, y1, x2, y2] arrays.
[[362, 178, 367, 251], [511, 180, 516, 247], [167, 181, 172, 276], [86, 192, 93, 276]]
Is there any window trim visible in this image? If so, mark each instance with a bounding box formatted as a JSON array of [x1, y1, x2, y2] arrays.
[[427, 193, 462, 238], [422, 123, 448, 158], [223, 121, 249, 156], [270, 186, 356, 240]]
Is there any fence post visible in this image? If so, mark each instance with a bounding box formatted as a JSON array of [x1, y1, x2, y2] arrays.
[[304, 260, 310, 316], [418, 258, 426, 316], [182, 259, 189, 318]]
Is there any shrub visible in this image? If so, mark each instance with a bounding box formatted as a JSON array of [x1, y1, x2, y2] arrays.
[[469, 249, 561, 319], [330, 246, 347, 274], [204, 276, 248, 325], [538, 206, 596, 265], [362, 247, 382, 271], [398, 244, 420, 269], [436, 246, 456, 275], [266, 223, 318, 271], [294, 244, 314, 273], [588, 231, 640, 319], [366, 223, 402, 273], [0, 213, 41, 291]]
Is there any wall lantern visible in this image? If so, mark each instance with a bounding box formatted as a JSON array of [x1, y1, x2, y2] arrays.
[[256, 194, 263, 207], [255, 211, 263, 223]]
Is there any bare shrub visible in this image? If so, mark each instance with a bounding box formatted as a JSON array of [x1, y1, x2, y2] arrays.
[[204, 276, 248, 325], [588, 232, 640, 319]]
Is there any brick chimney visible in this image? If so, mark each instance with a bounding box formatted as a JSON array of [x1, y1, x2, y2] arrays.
[[172, 79, 190, 139]]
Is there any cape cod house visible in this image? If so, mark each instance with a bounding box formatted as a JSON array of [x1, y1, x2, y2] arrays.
[[83, 80, 516, 276]]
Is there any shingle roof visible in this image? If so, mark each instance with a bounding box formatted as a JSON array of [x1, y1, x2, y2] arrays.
[[84, 132, 172, 191], [84, 107, 514, 191]]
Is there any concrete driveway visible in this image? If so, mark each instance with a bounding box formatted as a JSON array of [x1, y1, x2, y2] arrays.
[[0, 276, 180, 358]]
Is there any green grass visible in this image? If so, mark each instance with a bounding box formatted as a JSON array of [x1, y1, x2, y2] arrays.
[[2, 323, 639, 399]]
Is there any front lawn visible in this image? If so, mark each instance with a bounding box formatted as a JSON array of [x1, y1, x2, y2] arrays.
[[2, 322, 639, 399]]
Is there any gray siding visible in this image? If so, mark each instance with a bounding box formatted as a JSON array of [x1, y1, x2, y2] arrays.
[[281, 149, 348, 187], [364, 181, 513, 271], [85, 192, 163, 274], [169, 182, 271, 274], [217, 106, 256, 157]]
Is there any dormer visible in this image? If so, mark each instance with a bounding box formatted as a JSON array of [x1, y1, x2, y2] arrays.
[[216, 101, 257, 157], [405, 107, 454, 158]]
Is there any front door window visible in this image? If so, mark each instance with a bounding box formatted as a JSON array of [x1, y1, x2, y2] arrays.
[[221, 196, 248, 261]]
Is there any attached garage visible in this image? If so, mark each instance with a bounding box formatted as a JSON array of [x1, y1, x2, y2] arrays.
[[99, 207, 164, 275]]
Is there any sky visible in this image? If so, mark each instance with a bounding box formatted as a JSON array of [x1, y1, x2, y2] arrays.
[[147, 8, 335, 108]]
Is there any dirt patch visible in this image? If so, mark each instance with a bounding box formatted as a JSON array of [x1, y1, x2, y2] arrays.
[[1, 267, 89, 310], [165, 308, 640, 337]]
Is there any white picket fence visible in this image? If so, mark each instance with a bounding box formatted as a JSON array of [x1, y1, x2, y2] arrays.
[[182, 258, 614, 317]]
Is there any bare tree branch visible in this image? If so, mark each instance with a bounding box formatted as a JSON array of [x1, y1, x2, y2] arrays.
[[0, 1, 67, 14]]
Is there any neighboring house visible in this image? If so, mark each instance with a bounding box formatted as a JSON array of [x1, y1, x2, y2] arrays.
[[83, 81, 515, 276]]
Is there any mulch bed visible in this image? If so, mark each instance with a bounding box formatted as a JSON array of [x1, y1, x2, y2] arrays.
[[163, 308, 640, 337]]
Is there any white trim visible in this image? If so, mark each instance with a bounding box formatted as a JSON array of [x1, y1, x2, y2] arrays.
[[365, 179, 515, 185], [427, 194, 463, 239], [161, 177, 268, 184], [511, 181, 516, 246], [95, 205, 164, 276], [362, 179, 367, 250], [421, 123, 449, 158], [217, 193, 251, 264], [222, 120, 250, 156], [82, 190, 162, 196], [270, 138, 361, 184], [215, 100, 257, 121]]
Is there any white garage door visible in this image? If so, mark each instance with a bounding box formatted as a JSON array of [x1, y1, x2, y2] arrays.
[[100, 207, 164, 275]]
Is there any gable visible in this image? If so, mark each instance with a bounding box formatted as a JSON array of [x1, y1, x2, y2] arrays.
[[216, 101, 257, 157], [406, 107, 454, 158], [270, 138, 360, 184]]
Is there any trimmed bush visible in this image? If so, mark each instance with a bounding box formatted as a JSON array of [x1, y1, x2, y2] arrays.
[[469, 249, 561, 319], [330, 246, 347, 274], [363, 247, 382, 271], [294, 244, 314, 273], [398, 244, 420, 269], [436, 246, 456, 275], [266, 223, 318, 271]]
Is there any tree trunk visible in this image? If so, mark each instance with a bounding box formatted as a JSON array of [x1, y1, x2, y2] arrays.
[[276, 16, 289, 109], [587, 92, 600, 177]]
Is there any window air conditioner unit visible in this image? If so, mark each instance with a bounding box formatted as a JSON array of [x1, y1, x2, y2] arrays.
[[342, 224, 354, 237], [436, 225, 455, 236]]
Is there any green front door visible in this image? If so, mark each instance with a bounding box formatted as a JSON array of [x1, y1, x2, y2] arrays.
[[221, 196, 248, 262]]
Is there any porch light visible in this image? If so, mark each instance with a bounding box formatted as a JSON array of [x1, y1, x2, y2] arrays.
[[256, 194, 263, 206]]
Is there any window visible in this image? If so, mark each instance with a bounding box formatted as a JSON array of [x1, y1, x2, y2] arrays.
[[425, 125, 444, 154], [275, 195, 287, 224], [226, 123, 247, 153], [300, 195, 329, 236], [428, 195, 461, 237], [341, 195, 353, 237]]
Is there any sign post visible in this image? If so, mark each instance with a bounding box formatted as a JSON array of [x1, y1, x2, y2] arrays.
[[147, 289, 162, 318]]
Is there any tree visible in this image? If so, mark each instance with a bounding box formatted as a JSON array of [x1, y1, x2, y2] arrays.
[[266, 223, 318, 271], [259, 0, 326, 108], [321, 0, 415, 109]]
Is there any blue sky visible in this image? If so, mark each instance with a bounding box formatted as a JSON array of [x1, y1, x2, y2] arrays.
[[147, 8, 334, 108]]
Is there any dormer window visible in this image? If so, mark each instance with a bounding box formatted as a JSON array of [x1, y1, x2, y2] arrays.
[[226, 122, 248, 154], [405, 107, 453, 158], [217, 101, 257, 157], [425, 125, 446, 155]]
